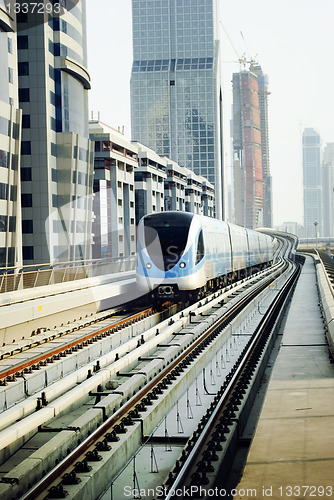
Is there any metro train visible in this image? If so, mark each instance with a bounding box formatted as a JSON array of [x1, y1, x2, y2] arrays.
[[136, 211, 275, 303]]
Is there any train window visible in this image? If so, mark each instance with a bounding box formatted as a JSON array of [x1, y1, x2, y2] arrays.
[[196, 230, 205, 264], [143, 213, 193, 271]]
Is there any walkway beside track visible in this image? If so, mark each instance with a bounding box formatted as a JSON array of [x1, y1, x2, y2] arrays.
[[234, 255, 334, 499]]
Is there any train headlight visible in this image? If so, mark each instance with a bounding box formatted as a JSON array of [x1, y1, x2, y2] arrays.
[[179, 262, 186, 268], [146, 263, 152, 269]]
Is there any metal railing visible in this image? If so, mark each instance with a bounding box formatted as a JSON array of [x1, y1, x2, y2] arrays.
[[0, 257, 136, 294]]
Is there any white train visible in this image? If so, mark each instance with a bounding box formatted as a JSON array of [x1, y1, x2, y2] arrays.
[[136, 212, 275, 303]]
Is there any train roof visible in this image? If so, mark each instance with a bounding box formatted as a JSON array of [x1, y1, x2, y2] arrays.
[[140, 212, 274, 241], [142, 211, 195, 225]]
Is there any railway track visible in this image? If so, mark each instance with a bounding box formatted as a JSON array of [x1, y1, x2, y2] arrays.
[[13, 243, 296, 500]]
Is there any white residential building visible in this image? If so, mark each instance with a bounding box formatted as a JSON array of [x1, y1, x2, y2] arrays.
[[89, 121, 138, 259], [133, 142, 167, 224]]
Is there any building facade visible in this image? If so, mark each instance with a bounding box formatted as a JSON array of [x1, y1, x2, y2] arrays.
[[201, 179, 215, 217], [164, 159, 187, 212], [130, 0, 224, 219], [185, 168, 214, 215], [232, 68, 263, 229], [134, 143, 167, 225], [0, 3, 22, 268], [89, 121, 138, 259], [302, 128, 323, 238], [133, 143, 215, 223], [17, 0, 93, 264]]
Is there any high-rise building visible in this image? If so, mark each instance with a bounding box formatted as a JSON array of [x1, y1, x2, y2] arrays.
[[322, 142, 334, 237], [130, 0, 224, 219], [302, 128, 323, 238], [17, 0, 93, 264], [252, 65, 272, 228], [232, 68, 263, 229], [0, 3, 22, 268], [89, 121, 138, 259]]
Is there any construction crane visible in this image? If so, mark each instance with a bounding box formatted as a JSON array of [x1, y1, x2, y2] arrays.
[[240, 30, 258, 69], [220, 22, 258, 70]]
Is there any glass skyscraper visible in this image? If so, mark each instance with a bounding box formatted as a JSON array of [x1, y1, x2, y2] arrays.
[[302, 128, 323, 238], [130, 0, 224, 219]]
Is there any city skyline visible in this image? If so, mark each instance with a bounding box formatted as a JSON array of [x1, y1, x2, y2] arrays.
[[86, 0, 334, 227], [0, 0, 220, 270]]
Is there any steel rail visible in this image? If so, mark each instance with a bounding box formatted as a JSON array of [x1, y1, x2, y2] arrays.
[[21, 260, 288, 500], [0, 308, 153, 382]]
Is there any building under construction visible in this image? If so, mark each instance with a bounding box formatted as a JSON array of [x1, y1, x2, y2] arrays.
[[232, 64, 272, 229]]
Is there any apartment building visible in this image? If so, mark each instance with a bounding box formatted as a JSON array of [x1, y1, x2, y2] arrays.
[[133, 142, 167, 224], [89, 121, 137, 259]]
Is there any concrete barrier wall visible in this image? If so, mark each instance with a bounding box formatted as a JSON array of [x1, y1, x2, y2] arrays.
[[315, 258, 334, 357], [0, 272, 137, 345]]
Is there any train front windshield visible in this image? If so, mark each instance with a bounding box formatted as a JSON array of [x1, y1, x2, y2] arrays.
[[143, 213, 194, 271]]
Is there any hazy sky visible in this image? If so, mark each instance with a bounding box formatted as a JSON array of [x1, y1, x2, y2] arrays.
[[86, 0, 334, 227]]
